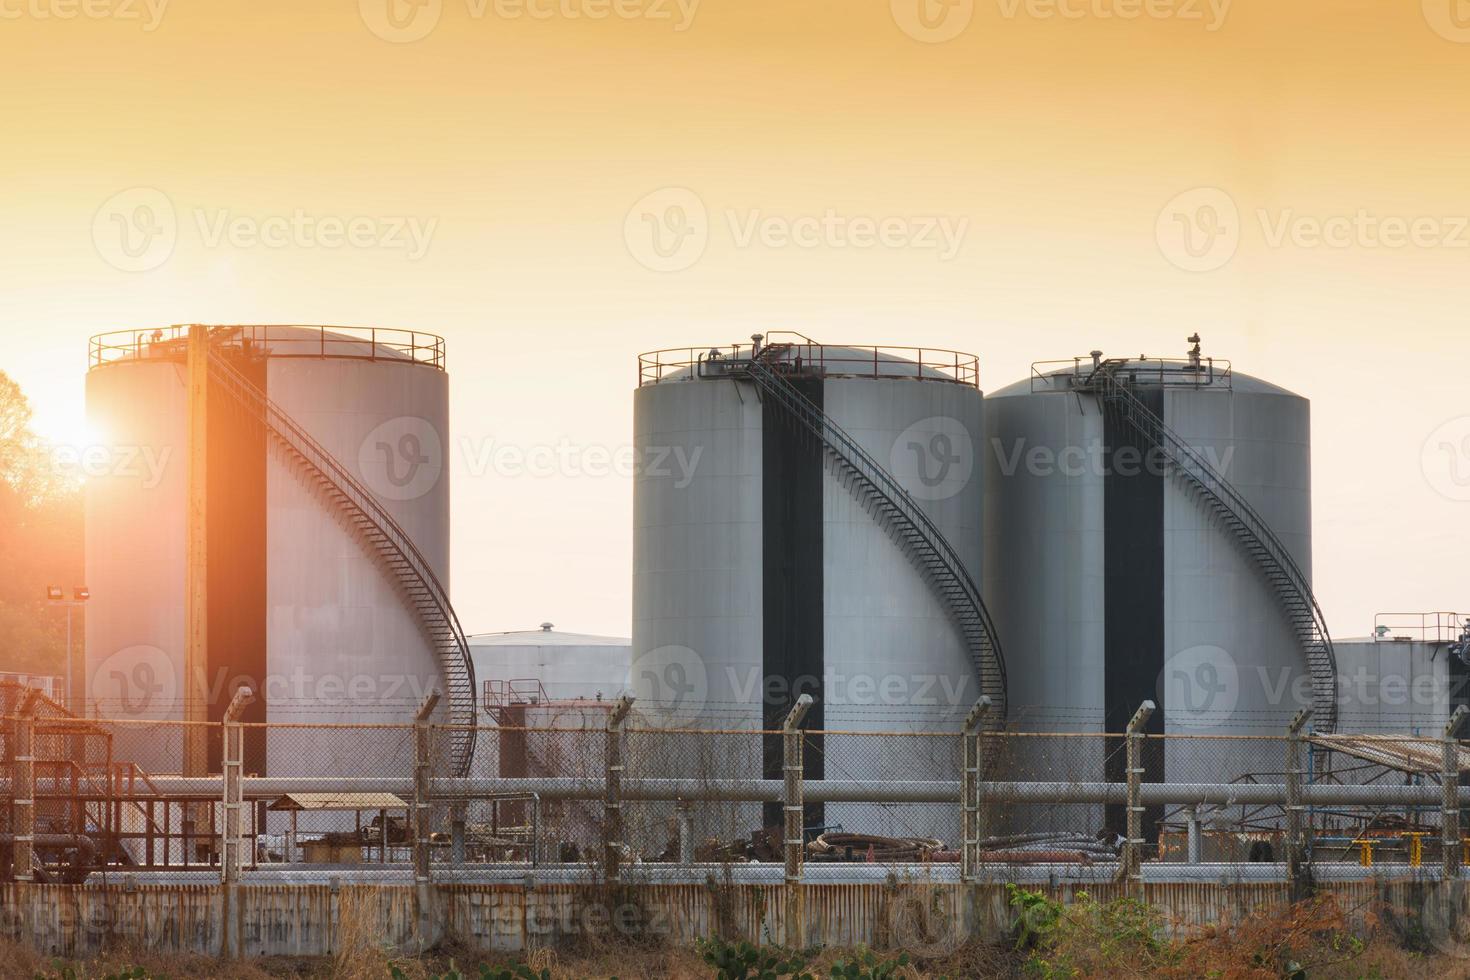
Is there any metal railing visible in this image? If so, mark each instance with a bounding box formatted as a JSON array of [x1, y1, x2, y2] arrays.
[[737, 346, 1007, 723], [1374, 613, 1469, 644], [639, 333, 980, 388], [1076, 359, 1338, 734], [1031, 355, 1232, 394], [90, 325, 447, 371], [205, 349, 477, 775], [484, 679, 551, 715]]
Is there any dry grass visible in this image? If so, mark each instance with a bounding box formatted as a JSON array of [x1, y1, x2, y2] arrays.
[[4, 928, 1470, 979]]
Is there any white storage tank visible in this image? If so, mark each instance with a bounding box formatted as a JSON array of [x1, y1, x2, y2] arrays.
[[632, 334, 1004, 839], [84, 325, 474, 778], [469, 623, 631, 704], [983, 344, 1334, 835], [1333, 614, 1468, 734]]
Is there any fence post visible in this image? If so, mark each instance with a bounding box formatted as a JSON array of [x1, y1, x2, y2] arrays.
[[783, 694, 814, 949], [604, 695, 634, 885], [221, 687, 254, 958], [1124, 700, 1155, 888], [11, 690, 41, 882], [1443, 706, 1469, 881], [961, 697, 992, 885], [1285, 708, 1314, 900], [413, 689, 441, 947]]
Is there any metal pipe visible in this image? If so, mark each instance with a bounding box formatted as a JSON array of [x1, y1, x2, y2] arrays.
[[50, 776, 1470, 809], [1, 834, 97, 860]]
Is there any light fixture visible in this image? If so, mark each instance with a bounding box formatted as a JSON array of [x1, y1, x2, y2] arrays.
[[45, 586, 64, 602], [73, 587, 90, 602]]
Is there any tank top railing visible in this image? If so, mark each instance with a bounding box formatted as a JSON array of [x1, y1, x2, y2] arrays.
[[734, 348, 1008, 725], [1081, 359, 1338, 734], [205, 349, 477, 775]]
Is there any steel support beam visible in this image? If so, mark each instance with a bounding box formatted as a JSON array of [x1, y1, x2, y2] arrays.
[[1445, 707, 1469, 881], [11, 691, 41, 882], [1124, 700, 1155, 886], [783, 694, 813, 947], [961, 697, 991, 884], [604, 695, 633, 884], [413, 689, 441, 949], [1285, 709, 1313, 899]]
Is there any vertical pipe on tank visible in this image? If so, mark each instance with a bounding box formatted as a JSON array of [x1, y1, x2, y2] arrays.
[[184, 325, 209, 779]]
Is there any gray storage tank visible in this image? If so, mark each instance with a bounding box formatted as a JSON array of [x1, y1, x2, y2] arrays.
[[983, 344, 1336, 830], [632, 334, 1005, 838]]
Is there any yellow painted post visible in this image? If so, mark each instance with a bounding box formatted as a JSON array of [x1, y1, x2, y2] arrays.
[[1357, 839, 1373, 868]]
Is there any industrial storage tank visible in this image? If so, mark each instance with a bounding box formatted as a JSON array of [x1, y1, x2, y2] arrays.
[[468, 623, 631, 704], [84, 325, 475, 780], [1332, 613, 1468, 734], [983, 342, 1337, 834], [632, 334, 1005, 840], [465, 623, 632, 857]]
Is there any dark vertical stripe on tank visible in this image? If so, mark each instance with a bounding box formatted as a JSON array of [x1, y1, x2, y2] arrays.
[[762, 376, 825, 831], [1103, 387, 1166, 840], [206, 352, 269, 775]]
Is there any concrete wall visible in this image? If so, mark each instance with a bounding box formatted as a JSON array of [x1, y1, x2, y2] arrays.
[[3, 877, 1461, 959]]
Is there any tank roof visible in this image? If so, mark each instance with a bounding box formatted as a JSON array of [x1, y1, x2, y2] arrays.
[[468, 626, 631, 648], [89, 325, 446, 372], [639, 334, 980, 388], [989, 355, 1302, 399]]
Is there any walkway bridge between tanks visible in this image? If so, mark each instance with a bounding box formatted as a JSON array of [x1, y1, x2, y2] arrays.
[[1068, 356, 1339, 734], [206, 340, 477, 775], [717, 340, 1008, 725]]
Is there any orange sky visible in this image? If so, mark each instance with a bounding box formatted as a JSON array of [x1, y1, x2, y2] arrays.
[[2, 1, 1468, 638]]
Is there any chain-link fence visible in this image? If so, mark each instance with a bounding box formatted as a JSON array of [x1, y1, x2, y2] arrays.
[[3, 698, 1469, 887]]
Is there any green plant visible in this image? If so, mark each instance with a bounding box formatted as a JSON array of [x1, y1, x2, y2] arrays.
[[1007, 887, 1172, 979], [696, 937, 814, 980], [827, 947, 912, 979], [391, 964, 550, 980], [1007, 883, 1063, 951]]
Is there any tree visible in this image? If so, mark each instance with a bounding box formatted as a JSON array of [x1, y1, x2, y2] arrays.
[[0, 370, 84, 677]]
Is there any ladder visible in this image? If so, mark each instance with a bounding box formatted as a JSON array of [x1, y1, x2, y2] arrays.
[[1081, 359, 1337, 733], [739, 349, 1008, 723], [206, 350, 478, 774]]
